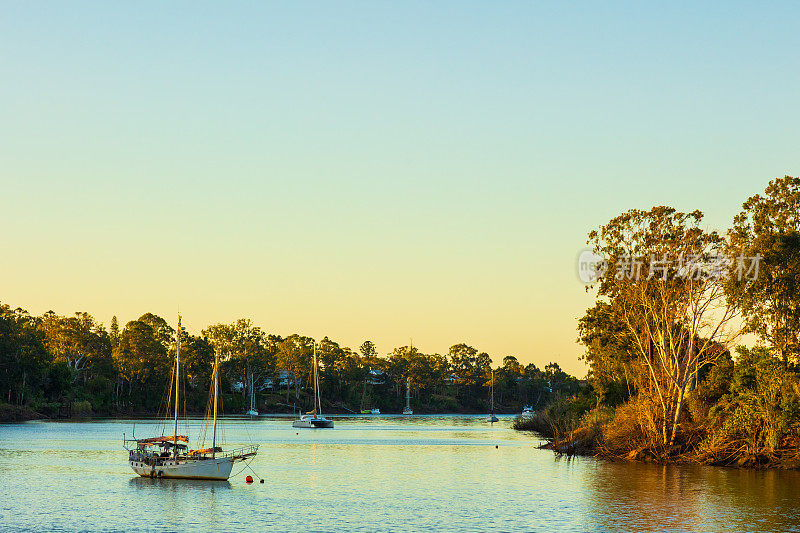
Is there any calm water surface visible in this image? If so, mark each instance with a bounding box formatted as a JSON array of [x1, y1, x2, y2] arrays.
[[1, 415, 799, 532]]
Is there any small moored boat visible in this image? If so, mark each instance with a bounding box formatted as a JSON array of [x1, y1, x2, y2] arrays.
[[292, 342, 334, 429]]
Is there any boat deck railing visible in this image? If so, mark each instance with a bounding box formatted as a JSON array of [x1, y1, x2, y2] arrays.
[[208, 444, 259, 460], [127, 443, 259, 463]]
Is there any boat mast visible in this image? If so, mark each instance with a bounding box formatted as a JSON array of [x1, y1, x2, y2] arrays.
[[406, 376, 411, 411], [313, 342, 319, 416], [212, 348, 218, 459], [250, 373, 255, 411], [406, 340, 412, 411], [490, 369, 494, 415], [174, 315, 181, 458]]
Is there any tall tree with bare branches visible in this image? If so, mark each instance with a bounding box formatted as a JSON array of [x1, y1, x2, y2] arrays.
[[588, 206, 741, 446]]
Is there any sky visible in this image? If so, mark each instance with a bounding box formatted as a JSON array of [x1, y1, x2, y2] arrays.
[[1, 2, 799, 376]]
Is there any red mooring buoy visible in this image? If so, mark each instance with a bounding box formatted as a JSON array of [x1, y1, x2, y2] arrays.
[[246, 475, 254, 484]]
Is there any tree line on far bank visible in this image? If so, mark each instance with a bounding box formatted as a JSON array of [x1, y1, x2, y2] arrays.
[[529, 175, 800, 468], [0, 307, 581, 419]]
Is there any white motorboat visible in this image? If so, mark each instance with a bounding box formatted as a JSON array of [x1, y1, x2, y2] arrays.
[[292, 342, 334, 429], [370, 408, 380, 415], [521, 405, 535, 419], [125, 316, 258, 480]]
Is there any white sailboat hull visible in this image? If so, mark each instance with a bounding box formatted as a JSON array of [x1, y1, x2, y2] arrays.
[[130, 456, 235, 480], [292, 417, 334, 428]]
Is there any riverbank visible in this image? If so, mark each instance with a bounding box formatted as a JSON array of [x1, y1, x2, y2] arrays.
[[1, 403, 520, 423], [0, 403, 42, 423], [513, 412, 800, 470]]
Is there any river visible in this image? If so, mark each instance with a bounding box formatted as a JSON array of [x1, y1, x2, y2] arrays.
[[1, 415, 799, 532]]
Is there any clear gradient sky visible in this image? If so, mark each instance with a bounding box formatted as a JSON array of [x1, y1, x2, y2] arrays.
[[2, 2, 799, 375]]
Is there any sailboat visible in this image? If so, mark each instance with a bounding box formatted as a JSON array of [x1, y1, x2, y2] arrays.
[[124, 316, 258, 480], [292, 342, 334, 428], [246, 373, 258, 416], [487, 369, 499, 423], [403, 376, 413, 415]]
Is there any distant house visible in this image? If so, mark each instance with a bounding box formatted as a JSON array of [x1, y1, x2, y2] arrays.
[[366, 368, 385, 385], [232, 371, 296, 392], [263, 370, 294, 389]]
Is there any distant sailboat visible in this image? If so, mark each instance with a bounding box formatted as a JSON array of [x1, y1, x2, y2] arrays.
[[487, 369, 499, 423], [246, 373, 258, 417], [293, 342, 334, 428], [403, 376, 413, 415], [124, 316, 258, 480]]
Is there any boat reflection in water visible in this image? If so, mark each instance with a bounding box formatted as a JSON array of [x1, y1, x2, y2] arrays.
[[128, 476, 232, 492]]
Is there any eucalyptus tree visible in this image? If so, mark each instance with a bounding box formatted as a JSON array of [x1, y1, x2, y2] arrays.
[[727, 175, 800, 363], [277, 334, 314, 402], [38, 311, 112, 385], [578, 301, 637, 407], [114, 317, 170, 410], [0, 304, 50, 406], [587, 206, 741, 447], [202, 319, 274, 406]]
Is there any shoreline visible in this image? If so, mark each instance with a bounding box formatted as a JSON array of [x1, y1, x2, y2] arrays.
[[0, 406, 522, 424], [514, 420, 800, 471]]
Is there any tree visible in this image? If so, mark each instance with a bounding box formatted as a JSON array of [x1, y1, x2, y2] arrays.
[[587, 206, 741, 446], [709, 346, 800, 455], [727, 176, 800, 362], [137, 313, 175, 348], [180, 332, 215, 410], [0, 304, 50, 406], [277, 334, 314, 402], [114, 318, 170, 410], [360, 341, 377, 360], [38, 311, 112, 384], [578, 301, 636, 406], [202, 319, 275, 409], [109, 316, 120, 349]]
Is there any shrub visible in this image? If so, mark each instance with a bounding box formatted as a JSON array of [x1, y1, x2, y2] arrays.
[[71, 400, 92, 416], [707, 346, 800, 458]]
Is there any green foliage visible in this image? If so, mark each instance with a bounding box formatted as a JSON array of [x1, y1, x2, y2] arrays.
[[710, 346, 800, 454], [728, 176, 800, 363], [578, 301, 635, 407], [70, 400, 92, 416]]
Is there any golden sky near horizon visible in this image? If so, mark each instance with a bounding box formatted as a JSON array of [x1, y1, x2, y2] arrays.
[[2, 3, 799, 376]]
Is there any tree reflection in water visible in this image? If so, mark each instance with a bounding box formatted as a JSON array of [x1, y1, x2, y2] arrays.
[[582, 461, 800, 533]]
